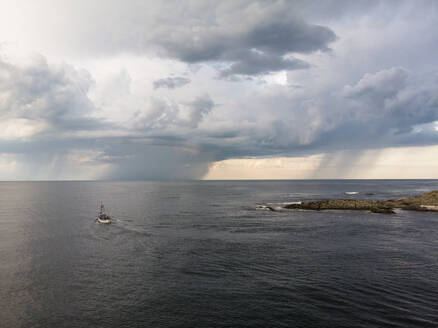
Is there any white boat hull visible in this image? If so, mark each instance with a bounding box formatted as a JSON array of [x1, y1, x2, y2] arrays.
[[96, 217, 111, 224]]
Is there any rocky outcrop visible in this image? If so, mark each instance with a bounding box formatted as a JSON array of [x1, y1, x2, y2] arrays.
[[284, 191, 438, 214]]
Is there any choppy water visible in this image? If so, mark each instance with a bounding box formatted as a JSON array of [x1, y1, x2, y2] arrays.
[[1, 180, 438, 327]]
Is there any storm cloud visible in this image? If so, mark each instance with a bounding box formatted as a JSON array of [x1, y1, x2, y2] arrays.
[[0, 0, 437, 179], [210, 67, 438, 156], [153, 16, 336, 76]]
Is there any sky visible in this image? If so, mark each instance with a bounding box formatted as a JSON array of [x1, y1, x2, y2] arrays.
[[0, 0, 437, 180]]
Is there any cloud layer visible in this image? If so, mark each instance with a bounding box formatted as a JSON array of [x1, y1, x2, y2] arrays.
[[0, 0, 437, 179]]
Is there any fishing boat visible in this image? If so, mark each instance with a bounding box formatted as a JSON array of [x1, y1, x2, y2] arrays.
[[96, 202, 111, 224]]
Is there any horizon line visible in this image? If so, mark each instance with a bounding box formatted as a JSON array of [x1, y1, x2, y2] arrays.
[[1, 178, 438, 182]]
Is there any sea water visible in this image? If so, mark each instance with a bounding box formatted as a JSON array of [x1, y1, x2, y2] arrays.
[[0, 180, 437, 327]]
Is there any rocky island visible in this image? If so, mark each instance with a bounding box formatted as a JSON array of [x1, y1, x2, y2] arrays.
[[284, 190, 438, 214]]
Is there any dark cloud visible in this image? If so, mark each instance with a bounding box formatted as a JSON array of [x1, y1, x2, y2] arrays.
[[220, 51, 309, 77], [154, 12, 336, 76], [158, 19, 336, 64], [342, 67, 438, 133], [1, 59, 437, 179], [153, 76, 191, 89], [190, 67, 438, 159], [0, 54, 111, 133], [243, 20, 336, 54], [98, 142, 213, 180], [0, 136, 212, 180]]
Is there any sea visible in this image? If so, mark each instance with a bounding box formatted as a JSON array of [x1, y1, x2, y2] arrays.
[[0, 180, 437, 328]]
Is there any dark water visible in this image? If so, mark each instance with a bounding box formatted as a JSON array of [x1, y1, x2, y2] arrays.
[[1, 180, 438, 327]]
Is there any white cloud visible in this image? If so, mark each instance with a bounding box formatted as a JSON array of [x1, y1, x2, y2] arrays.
[[0, 118, 48, 139]]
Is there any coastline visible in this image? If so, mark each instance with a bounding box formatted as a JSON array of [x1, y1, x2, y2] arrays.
[[284, 191, 438, 214]]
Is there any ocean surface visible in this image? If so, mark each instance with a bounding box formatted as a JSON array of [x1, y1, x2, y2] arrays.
[[1, 180, 438, 328]]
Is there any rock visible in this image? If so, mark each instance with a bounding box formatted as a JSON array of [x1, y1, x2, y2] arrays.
[[283, 190, 438, 214], [369, 207, 395, 214]]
